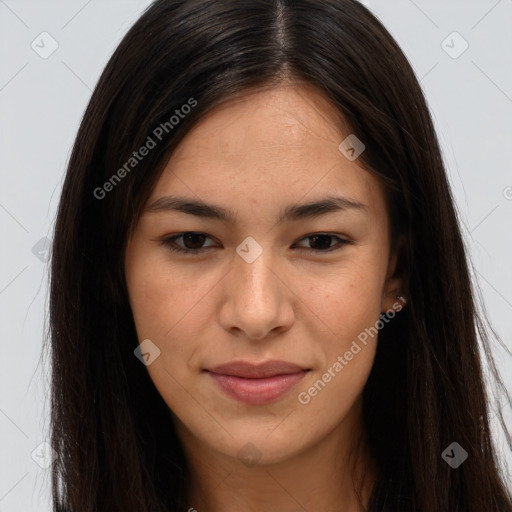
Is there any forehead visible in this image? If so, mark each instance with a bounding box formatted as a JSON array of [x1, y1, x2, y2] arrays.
[[148, 84, 387, 225], [172, 84, 347, 161]]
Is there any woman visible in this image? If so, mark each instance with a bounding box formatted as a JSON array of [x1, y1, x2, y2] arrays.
[[47, 0, 512, 510]]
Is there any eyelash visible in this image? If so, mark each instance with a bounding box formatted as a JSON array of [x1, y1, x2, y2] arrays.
[[160, 232, 353, 255]]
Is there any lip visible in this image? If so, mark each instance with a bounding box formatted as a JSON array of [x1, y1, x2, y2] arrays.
[[208, 360, 307, 378], [205, 360, 309, 405]]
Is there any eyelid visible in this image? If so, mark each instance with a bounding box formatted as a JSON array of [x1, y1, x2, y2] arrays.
[[159, 231, 353, 255]]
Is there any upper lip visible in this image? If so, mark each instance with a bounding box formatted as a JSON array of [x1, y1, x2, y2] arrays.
[[206, 360, 308, 378]]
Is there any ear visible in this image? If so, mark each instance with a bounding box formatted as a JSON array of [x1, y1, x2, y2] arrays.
[[381, 242, 405, 313]]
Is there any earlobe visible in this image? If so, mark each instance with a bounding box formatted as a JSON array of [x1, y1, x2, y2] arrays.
[[381, 281, 405, 313], [381, 246, 406, 313]]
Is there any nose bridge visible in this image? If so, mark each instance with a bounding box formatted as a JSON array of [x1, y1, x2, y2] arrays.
[[220, 235, 294, 340], [234, 235, 277, 300]]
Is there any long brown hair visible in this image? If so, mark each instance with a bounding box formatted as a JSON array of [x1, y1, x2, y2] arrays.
[[46, 0, 512, 510]]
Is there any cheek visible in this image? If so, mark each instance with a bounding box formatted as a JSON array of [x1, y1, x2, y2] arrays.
[[296, 253, 385, 402], [125, 259, 209, 413], [126, 250, 212, 338], [295, 272, 382, 424], [304, 256, 386, 345], [125, 252, 221, 400]]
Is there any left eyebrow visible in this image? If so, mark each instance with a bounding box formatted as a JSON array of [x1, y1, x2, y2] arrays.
[[144, 195, 370, 224]]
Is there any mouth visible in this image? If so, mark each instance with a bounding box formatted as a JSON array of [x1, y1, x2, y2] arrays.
[[204, 360, 310, 405]]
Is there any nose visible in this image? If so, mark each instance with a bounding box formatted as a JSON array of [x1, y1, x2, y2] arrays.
[[218, 246, 295, 341]]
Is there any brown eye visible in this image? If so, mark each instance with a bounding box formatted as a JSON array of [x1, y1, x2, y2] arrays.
[[161, 232, 216, 254], [294, 234, 351, 253], [161, 232, 352, 256], [180, 233, 209, 250]]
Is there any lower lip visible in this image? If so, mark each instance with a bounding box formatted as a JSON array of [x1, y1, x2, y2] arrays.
[[207, 371, 308, 405]]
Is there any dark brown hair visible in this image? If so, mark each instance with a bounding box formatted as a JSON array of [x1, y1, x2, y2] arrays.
[[46, 0, 512, 510]]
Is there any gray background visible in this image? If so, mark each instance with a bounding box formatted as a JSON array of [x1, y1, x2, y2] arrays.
[[1, 0, 511, 509]]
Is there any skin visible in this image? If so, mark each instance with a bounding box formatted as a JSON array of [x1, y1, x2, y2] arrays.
[[124, 83, 403, 512]]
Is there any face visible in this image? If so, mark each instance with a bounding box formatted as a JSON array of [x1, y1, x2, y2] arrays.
[[124, 84, 402, 467]]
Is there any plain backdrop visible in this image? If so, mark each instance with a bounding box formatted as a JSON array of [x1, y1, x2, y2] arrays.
[[0, 0, 511, 509]]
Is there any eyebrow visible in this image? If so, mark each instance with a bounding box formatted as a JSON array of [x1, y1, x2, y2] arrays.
[[144, 195, 369, 224]]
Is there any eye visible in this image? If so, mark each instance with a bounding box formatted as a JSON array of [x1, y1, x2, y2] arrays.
[[161, 232, 216, 254], [160, 232, 352, 255], [292, 233, 352, 253]]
